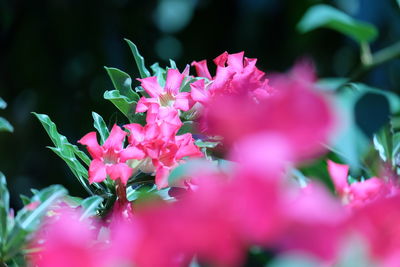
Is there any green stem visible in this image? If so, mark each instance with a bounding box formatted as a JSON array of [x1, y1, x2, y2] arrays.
[[349, 40, 400, 81]]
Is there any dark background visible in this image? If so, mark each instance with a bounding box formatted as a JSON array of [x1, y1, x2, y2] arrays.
[[1, 0, 400, 208]]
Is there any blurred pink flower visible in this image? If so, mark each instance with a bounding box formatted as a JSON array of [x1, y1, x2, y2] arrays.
[[351, 195, 400, 266], [78, 124, 145, 185], [276, 182, 348, 263], [327, 160, 398, 207], [202, 62, 335, 162]]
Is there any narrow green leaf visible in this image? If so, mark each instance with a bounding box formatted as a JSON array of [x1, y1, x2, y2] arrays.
[[92, 112, 109, 144], [32, 113, 96, 194], [150, 62, 167, 87], [124, 39, 151, 78], [0, 98, 6, 109], [18, 185, 67, 231], [298, 4, 378, 43], [0, 173, 9, 213], [0, 117, 13, 132], [169, 59, 177, 69], [373, 127, 391, 163], [19, 195, 30, 206], [103, 90, 137, 122], [79, 195, 103, 220], [104, 67, 139, 102], [194, 140, 220, 148], [3, 222, 28, 261]]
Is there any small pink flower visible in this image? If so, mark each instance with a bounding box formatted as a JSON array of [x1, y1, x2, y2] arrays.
[[78, 124, 145, 185], [136, 69, 193, 113], [327, 160, 398, 207]]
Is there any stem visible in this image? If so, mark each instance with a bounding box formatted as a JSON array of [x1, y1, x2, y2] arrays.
[[115, 179, 128, 203], [349, 40, 400, 82]]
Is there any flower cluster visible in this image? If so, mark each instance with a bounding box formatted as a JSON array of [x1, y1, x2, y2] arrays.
[[30, 51, 400, 267]]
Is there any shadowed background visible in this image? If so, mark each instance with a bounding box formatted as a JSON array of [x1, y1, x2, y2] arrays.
[[1, 0, 400, 208]]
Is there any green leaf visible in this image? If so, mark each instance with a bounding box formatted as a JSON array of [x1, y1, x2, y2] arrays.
[[3, 222, 28, 261], [168, 159, 218, 185], [0, 173, 9, 214], [298, 4, 378, 43], [373, 126, 391, 163], [150, 62, 167, 87], [177, 121, 194, 135], [194, 140, 220, 148], [124, 39, 151, 78], [329, 83, 400, 172], [103, 90, 137, 122], [19, 195, 30, 206], [32, 113, 96, 194], [17, 185, 68, 231], [0, 98, 6, 109], [79, 195, 103, 220], [92, 112, 109, 144], [104, 67, 140, 102], [169, 59, 177, 69], [0, 117, 13, 132]]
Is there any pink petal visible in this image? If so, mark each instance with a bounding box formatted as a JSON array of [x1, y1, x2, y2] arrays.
[[174, 94, 191, 111], [106, 163, 133, 185], [103, 124, 127, 151], [191, 60, 212, 80], [136, 97, 150, 113], [227, 51, 244, 71], [124, 123, 145, 145], [137, 76, 163, 98], [213, 51, 228, 67], [190, 79, 209, 104], [155, 166, 171, 189], [327, 160, 350, 196], [165, 69, 185, 95], [120, 146, 146, 162], [78, 132, 102, 159], [88, 159, 107, 183]]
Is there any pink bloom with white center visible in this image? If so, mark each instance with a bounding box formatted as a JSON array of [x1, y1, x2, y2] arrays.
[[136, 68, 193, 113], [327, 160, 398, 207], [78, 124, 145, 185], [124, 122, 202, 189]]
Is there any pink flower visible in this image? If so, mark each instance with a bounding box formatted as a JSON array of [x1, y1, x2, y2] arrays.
[[202, 62, 335, 162], [29, 208, 137, 267], [136, 68, 193, 113], [327, 160, 398, 207], [276, 182, 348, 263], [29, 209, 101, 267], [124, 122, 202, 189], [351, 195, 400, 266], [191, 51, 273, 103], [78, 124, 145, 185]]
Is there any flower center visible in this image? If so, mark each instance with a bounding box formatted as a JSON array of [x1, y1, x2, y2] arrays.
[[159, 93, 175, 107], [103, 149, 119, 164]]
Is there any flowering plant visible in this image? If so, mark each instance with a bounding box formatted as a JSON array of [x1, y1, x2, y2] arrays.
[[2, 3, 400, 267]]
